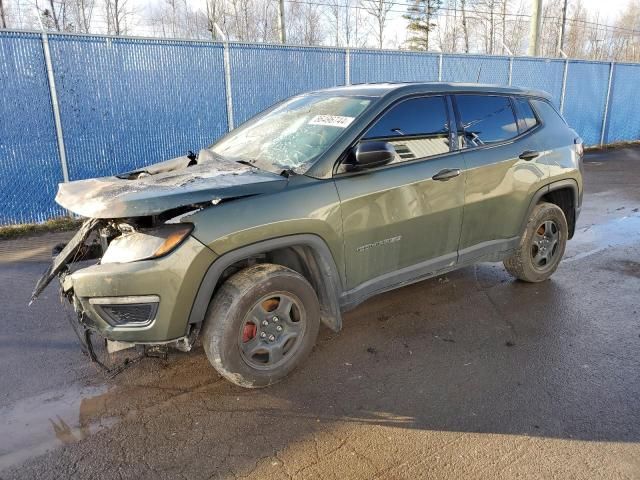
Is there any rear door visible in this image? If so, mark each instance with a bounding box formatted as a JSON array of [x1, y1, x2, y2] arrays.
[[453, 94, 545, 263], [334, 95, 466, 291]]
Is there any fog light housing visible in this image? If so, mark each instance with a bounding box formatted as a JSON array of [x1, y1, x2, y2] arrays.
[[90, 296, 159, 327]]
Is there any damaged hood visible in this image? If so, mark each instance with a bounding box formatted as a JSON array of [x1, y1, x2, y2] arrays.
[[56, 150, 287, 218]]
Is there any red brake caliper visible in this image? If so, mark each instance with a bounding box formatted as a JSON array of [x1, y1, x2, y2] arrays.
[[242, 323, 257, 343]]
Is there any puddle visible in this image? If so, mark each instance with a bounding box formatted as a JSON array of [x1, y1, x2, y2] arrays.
[[565, 215, 640, 263], [0, 383, 118, 472]]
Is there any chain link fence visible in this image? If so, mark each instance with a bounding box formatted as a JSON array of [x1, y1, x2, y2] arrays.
[[1, 30, 639, 225]]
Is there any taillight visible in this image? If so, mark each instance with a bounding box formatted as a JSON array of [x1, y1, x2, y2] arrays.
[[574, 138, 584, 174]]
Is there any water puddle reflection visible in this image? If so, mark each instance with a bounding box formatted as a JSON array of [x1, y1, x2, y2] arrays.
[[565, 214, 640, 262], [0, 383, 117, 472]]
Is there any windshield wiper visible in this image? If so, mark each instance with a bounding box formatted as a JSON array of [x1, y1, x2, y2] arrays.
[[235, 159, 255, 167], [280, 168, 296, 178]]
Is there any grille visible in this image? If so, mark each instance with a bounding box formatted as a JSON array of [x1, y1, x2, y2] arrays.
[[97, 303, 158, 326]]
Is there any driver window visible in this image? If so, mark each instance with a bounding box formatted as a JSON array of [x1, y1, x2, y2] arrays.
[[362, 96, 450, 164]]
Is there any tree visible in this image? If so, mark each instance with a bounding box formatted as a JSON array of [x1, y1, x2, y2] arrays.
[[538, 0, 562, 57], [460, 0, 470, 52], [1, 0, 7, 28], [288, 1, 324, 45], [564, 0, 588, 58], [476, 0, 499, 54], [500, 0, 507, 53], [503, 0, 529, 55], [404, 0, 442, 51], [361, 0, 393, 48], [70, 0, 95, 33], [611, 0, 640, 62], [436, 0, 461, 53], [105, 0, 134, 35]]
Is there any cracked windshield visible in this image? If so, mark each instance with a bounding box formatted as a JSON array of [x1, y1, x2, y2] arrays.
[[210, 95, 372, 173]]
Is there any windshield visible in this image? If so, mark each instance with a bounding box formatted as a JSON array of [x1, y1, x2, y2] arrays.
[[210, 94, 373, 173]]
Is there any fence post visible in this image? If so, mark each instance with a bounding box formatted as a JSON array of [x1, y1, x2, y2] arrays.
[[508, 57, 513, 86], [345, 48, 351, 86], [600, 61, 614, 146], [438, 53, 443, 81], [222, 41, 234, 131], [41, 32, 69, 184], [559, 58, 569, 114]]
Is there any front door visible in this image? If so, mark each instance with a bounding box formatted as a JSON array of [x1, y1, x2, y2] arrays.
[[334, 95, 465, 292]]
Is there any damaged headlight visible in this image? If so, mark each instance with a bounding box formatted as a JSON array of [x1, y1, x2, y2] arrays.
[[101, 224, 193, 264]]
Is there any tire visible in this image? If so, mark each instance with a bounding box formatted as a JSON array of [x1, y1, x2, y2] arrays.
[[503, 202, 568, 283], [201, 263, 320, 388]]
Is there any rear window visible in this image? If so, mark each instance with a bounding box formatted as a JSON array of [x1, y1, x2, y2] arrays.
[[531, 99, 568, 127], [455, 95, 519, 147], [514, 97, 539, 131]]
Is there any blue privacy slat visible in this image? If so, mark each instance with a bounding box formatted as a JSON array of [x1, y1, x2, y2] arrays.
[[47, 35, 228, 180], [350, 49, 439, 84], [562, 60, 610, 146], [0, 31, 65, 224], [442, 54, 510, 85], [604, 63, 640, 144], [511, 57, 565, 107], [1, 32, 639, 225], [229, 44, 345, 125]]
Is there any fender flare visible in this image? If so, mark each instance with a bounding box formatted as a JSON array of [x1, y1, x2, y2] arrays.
[[520, 178, 580, 236], [187, 234, 344, 332]]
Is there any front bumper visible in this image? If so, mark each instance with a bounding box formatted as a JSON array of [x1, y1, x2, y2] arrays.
[[62, 235, 217, 343]]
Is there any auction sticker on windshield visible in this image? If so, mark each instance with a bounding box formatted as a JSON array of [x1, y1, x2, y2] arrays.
[[308, 115, 355, 128]]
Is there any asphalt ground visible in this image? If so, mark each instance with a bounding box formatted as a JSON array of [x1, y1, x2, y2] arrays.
[[0, 147, 639, 479]]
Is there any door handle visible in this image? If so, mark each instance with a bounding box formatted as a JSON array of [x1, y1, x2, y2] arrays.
[[432, 168, 461, 181], [519, 150, 540, 161]]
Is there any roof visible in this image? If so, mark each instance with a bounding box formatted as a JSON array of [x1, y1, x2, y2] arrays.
[[318, 82, 552, 100]]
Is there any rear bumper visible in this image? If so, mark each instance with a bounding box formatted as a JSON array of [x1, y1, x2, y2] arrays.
[[63, 235, 217, 343]]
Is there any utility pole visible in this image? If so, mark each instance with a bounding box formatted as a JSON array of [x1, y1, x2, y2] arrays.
[[528, 0, 543, 56], [278, 0, 286, 44], [557, 0, 568, 56]]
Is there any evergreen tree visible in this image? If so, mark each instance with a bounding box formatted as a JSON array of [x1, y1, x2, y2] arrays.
[[404, 0, 442, 51]]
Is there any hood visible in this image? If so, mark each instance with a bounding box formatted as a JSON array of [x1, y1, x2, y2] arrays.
[[56, 150, 287, 218]]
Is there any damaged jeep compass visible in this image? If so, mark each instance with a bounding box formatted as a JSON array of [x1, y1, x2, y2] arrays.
[[33, 83, 584, 387]]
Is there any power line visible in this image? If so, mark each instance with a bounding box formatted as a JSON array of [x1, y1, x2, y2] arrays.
[[282, 0, 640, 36]]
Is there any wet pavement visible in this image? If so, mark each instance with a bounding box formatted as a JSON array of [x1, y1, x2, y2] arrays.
[[0, 147, 639, 479]]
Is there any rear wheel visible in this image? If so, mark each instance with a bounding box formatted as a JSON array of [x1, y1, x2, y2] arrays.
[[504, 202, 568, 282], [202, 263, 320, 388]]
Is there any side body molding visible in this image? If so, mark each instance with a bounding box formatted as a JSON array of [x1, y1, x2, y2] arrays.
[[187, 234, 344, 332]]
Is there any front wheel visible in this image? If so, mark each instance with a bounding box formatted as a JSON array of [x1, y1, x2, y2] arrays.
[[504, 202, 568, 283], [202, 263, 320, 388]]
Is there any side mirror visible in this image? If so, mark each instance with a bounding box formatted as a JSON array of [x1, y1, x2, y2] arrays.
[[348, 141, 395, 171]]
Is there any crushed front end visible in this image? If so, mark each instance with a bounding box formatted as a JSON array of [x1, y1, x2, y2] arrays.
[[29, 150, 285, 369], [32, 216, 217, 368]]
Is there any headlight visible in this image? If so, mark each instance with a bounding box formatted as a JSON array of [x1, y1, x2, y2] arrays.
[[101, 224, 193, 264]]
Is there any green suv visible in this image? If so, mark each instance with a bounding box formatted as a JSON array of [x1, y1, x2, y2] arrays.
[[33, 83, 584, 387]]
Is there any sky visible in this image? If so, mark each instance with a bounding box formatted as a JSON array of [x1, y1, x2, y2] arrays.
[[381, 0, 635, 49], [10, 0, 636, 46], [579, 0, 632, 21]]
